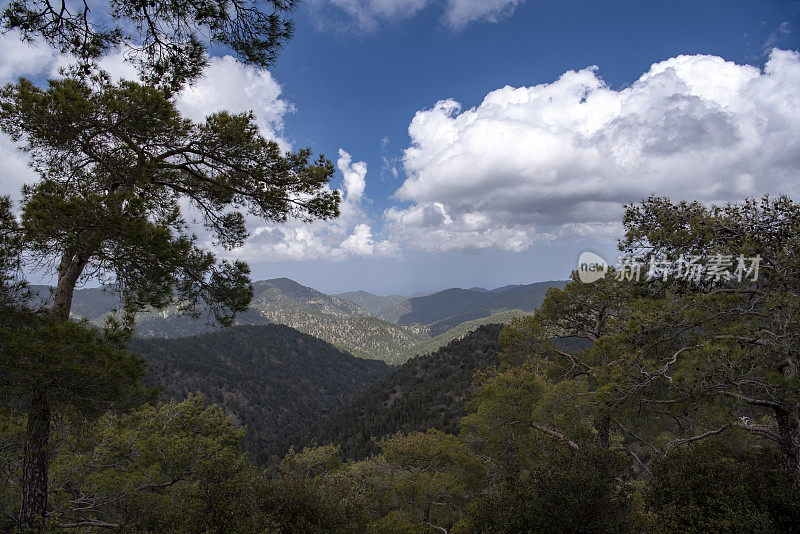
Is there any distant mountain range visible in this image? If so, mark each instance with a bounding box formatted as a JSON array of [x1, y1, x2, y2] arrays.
[[131, 324, 391, 464], [395, 280, 566, 335], [30, 278, 565, 364]]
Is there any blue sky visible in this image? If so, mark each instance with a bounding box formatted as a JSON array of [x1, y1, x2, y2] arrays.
[[1, 0, 799, 295], [278, 0, 798, 183]]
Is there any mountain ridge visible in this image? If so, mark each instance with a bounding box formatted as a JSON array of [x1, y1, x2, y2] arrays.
[[30, 277, 565, 363], [397, 280, 565, 335]]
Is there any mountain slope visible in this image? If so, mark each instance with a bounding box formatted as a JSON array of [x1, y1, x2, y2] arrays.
[[131, 324, 392, 464], [253, 278, 369, 317], [334, 290, 410, 323], [54, 278, 428, 364], [307, 324, 504, 460], [398, 281, 566, 335], [399, 309, 527, 361], [132, 303, 428, 365], [36, 278, 562, 365]]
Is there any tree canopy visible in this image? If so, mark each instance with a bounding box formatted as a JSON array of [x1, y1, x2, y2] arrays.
[[2, 0, 298, 92], [0, 77, 339, 324], [0, 60, 340, 531]]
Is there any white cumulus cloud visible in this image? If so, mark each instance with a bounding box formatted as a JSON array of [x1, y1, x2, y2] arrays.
[[389, 49, 800, 252], [0, 33, 295, 198], [0, 31, 58, 84], [444, 0, 525, 29], [233, 149, 399, 262], [177, 56, 294, 150], [309, 0, 524, 30]]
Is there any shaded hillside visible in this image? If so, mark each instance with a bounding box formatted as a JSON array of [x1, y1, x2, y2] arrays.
[[399, 309, 527, 361], [131, 325, 392, 464], [133, 305, 428, 365], [308, 324, 504, 460], [334, 290, 410, 323], [398, 281, 566, 335]]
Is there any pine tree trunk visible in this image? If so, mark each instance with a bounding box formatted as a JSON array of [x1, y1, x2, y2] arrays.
[[19, 391, 51, 532], [774, 407, 800, 490], [19, 252, 85, 530], [52, 253, 86, 321]]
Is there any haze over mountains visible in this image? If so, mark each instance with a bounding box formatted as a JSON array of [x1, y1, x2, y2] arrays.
[[30, 277, 564, 364]]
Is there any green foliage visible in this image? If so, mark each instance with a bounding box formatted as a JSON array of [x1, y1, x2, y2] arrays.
[[0, 317, 148, 416], [0, 409, 25, 525], [0, 77, 338, 326], [369, 511, 430, 534], [256, 445, 372, 533], [48, 396, 255, 532], [647, 439, 800, 533], [0, 68, 339, 528], [0, 196, 23, 308], [605, 196, 800, 485], [372, 429, 484, 533], [2, 0, 298, 92], [463, 446, 635, 534]]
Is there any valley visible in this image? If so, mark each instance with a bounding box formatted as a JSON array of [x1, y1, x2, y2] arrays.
[[32, 277, 564, 364]]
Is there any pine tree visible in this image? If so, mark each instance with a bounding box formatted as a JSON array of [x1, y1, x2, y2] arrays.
[[0, 76, 339, 529], [2, 0, 298, 92]]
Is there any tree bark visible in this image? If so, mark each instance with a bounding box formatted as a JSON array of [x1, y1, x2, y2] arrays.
[[19, 251, 87, 530], [52, 252, 87, 320], [774, 407, 800, 490], [19, 391, 51, 532]]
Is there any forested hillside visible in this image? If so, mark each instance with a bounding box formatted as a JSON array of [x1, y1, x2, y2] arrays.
[[308, 324, 503, 459], [131, 325, 391, 463], [399, 309, 527, 360], [334, 290, 410, 322], [134, 304, 429, 364], [32, 278, 548, 364], [37, 278, 430, 364]]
